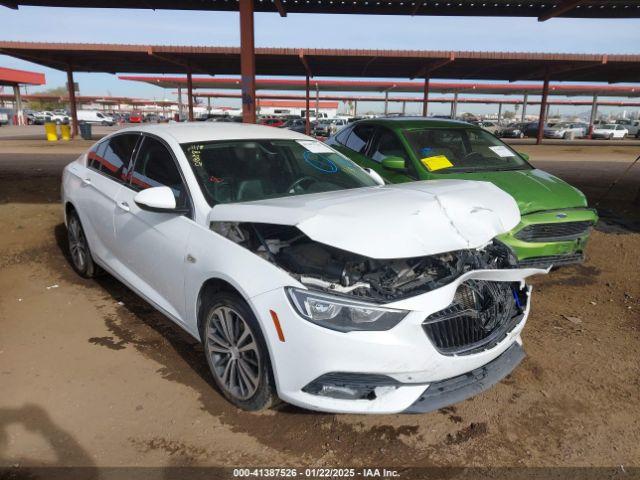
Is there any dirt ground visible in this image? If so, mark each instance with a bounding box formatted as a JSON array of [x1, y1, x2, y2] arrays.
[[0, 139, 639, 472]]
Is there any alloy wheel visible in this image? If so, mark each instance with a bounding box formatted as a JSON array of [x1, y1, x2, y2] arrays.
[[206, 306, 261, 400], [68, 215, 87, 271]]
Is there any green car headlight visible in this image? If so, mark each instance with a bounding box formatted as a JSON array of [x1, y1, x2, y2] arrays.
[[286, 287, 408, 332]]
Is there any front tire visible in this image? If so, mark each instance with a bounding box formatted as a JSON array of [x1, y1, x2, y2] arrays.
[[202, 292, 277, 411], [67, 210, 98, 278]]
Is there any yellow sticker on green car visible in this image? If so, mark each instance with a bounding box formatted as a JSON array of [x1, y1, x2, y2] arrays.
[[421, 155, 453, 171]]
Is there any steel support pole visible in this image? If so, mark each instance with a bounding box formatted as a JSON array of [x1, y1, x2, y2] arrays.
[[177, 87, 183, 120], [497, 102, 503, 123], [239, 0, 256, 124], [305, 75, 311, 136], [315, 83, 319, 120], [12, 84, 24, 126], [66, 69, 78, 137], [402, 101, 406, 115], [422, 77, 430, 117], [207, 97, 211, 113], [588, 94, 598, 138], [187, 70, 194, 121], [353, 100, 358, 116], [384, 91, 389, 115], [536, 73, 550, 145], [450, 93, 458, 119], [521, 94, 528, 122]]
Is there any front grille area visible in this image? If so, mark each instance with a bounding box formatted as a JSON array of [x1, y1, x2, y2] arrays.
[[514, 221, 593, 243], [423, 281, 526, 356]]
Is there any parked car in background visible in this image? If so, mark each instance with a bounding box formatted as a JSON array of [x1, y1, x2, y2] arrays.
[[129, 112, 144, 123], [327, 117, 598, 268], [592, 124, 628, 140], [37, 110, 69, 124], [62, 122, 543, 414], [615, 119, 640, 136], [77, 110, 115, 126], [259, 117, 286, 127], [313, 118, 349, 137], [543, 122, 587, 140], [497, 123, 526, 139], [280, 118, 306, 131], [473, 120, 501, 134], [0, 111, 8, 126]]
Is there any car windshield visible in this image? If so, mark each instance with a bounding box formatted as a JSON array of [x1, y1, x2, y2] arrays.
[[182, 139, 378, 205], [402, 127, 529, 173], [601, 124, 616, 129]]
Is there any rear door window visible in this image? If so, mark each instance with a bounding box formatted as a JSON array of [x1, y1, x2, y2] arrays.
[[345, 124, 375, 154], [92, 134, 139, 182]]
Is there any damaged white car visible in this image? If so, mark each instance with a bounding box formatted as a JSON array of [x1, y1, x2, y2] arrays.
[[62, 123, 544, 414]]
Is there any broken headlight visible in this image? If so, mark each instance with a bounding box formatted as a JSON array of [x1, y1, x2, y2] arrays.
[[286, 287, 408, 332]]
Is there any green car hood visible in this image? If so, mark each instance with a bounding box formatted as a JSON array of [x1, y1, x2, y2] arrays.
[[439, 169, 588, 215]]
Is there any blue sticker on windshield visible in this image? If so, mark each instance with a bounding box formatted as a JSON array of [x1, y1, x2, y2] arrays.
[[420, 147, 434, 156], [303, 151, 338, 173]]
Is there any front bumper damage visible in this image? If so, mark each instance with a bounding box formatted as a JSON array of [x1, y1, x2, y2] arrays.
[[250, 267, 544, 414], [405, 342, 524, 413]]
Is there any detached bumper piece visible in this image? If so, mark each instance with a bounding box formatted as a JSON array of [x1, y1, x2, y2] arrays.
[[518, 253, 584, 269], [404, 343, 525, 414]]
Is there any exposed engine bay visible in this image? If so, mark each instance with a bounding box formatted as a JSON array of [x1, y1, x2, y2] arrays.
[[211, 221, 518, 302]]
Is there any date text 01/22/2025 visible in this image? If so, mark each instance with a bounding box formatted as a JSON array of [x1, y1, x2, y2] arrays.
[[232, 468, 401, 478]]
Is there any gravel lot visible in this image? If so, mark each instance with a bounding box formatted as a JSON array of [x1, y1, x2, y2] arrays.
[[0, 137, 638, 472]]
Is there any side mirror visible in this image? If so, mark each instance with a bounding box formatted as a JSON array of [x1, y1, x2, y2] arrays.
[[364, 168, 386, 186], [134, 186, 182, 213], [518, 152, 530, 161], [381, 156, 406, 171]]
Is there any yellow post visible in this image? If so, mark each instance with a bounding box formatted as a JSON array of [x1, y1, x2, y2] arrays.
[[60, 124, 71, 141], [44, 123, 58, 142]]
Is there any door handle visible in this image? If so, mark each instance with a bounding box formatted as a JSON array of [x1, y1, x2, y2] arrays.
[[81, 177, 92, 186], [117, 201, 130, 212]]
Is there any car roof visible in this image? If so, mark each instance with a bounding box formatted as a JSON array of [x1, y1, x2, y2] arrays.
[[352, 116, 475, 129], [115, 122, 312, 143]]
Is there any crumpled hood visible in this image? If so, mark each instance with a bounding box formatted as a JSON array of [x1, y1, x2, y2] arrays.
[[442, 169, 588, 215], [208, 180, 520, 259]]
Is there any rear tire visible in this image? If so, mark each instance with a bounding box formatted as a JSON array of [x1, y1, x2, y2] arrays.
[[67, 210, 99, 278], [202, 291, 277, 411]]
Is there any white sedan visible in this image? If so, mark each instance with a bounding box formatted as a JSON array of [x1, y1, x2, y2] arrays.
[[592, 124, 628, 140], [62, 123, 544, 414]]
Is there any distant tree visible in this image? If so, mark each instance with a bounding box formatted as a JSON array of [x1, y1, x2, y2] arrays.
[[27, 86, 68, 111], [502, 110, 515, 119]]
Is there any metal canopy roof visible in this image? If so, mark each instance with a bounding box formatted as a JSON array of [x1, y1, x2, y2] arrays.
[[3, 0, 640, 19], [1, 42, 639, 83], [120, 76, 640, 97], [0, 66, 45, 86]]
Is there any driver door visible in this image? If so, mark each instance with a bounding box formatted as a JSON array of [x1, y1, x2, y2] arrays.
[[113, 134, 193, 325]]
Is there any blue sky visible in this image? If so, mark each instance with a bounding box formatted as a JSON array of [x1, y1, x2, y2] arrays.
[[1, 6, 639, 115]]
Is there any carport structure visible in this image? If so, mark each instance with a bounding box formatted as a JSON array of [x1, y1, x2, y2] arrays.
[[0, 66, 45, 125], [3, 0, 640, 135], [121, 75, 640, 124], [1, 41, 640, 142]]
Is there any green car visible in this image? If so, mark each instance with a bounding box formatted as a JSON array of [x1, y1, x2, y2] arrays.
[[326, 118, 598, 268]]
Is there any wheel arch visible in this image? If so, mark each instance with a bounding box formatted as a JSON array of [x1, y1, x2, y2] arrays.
[[196, 277, 246, 341]]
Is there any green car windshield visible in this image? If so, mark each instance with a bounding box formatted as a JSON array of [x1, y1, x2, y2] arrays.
[[402, 128, 530, 174], [182, 139, 378, 206]]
